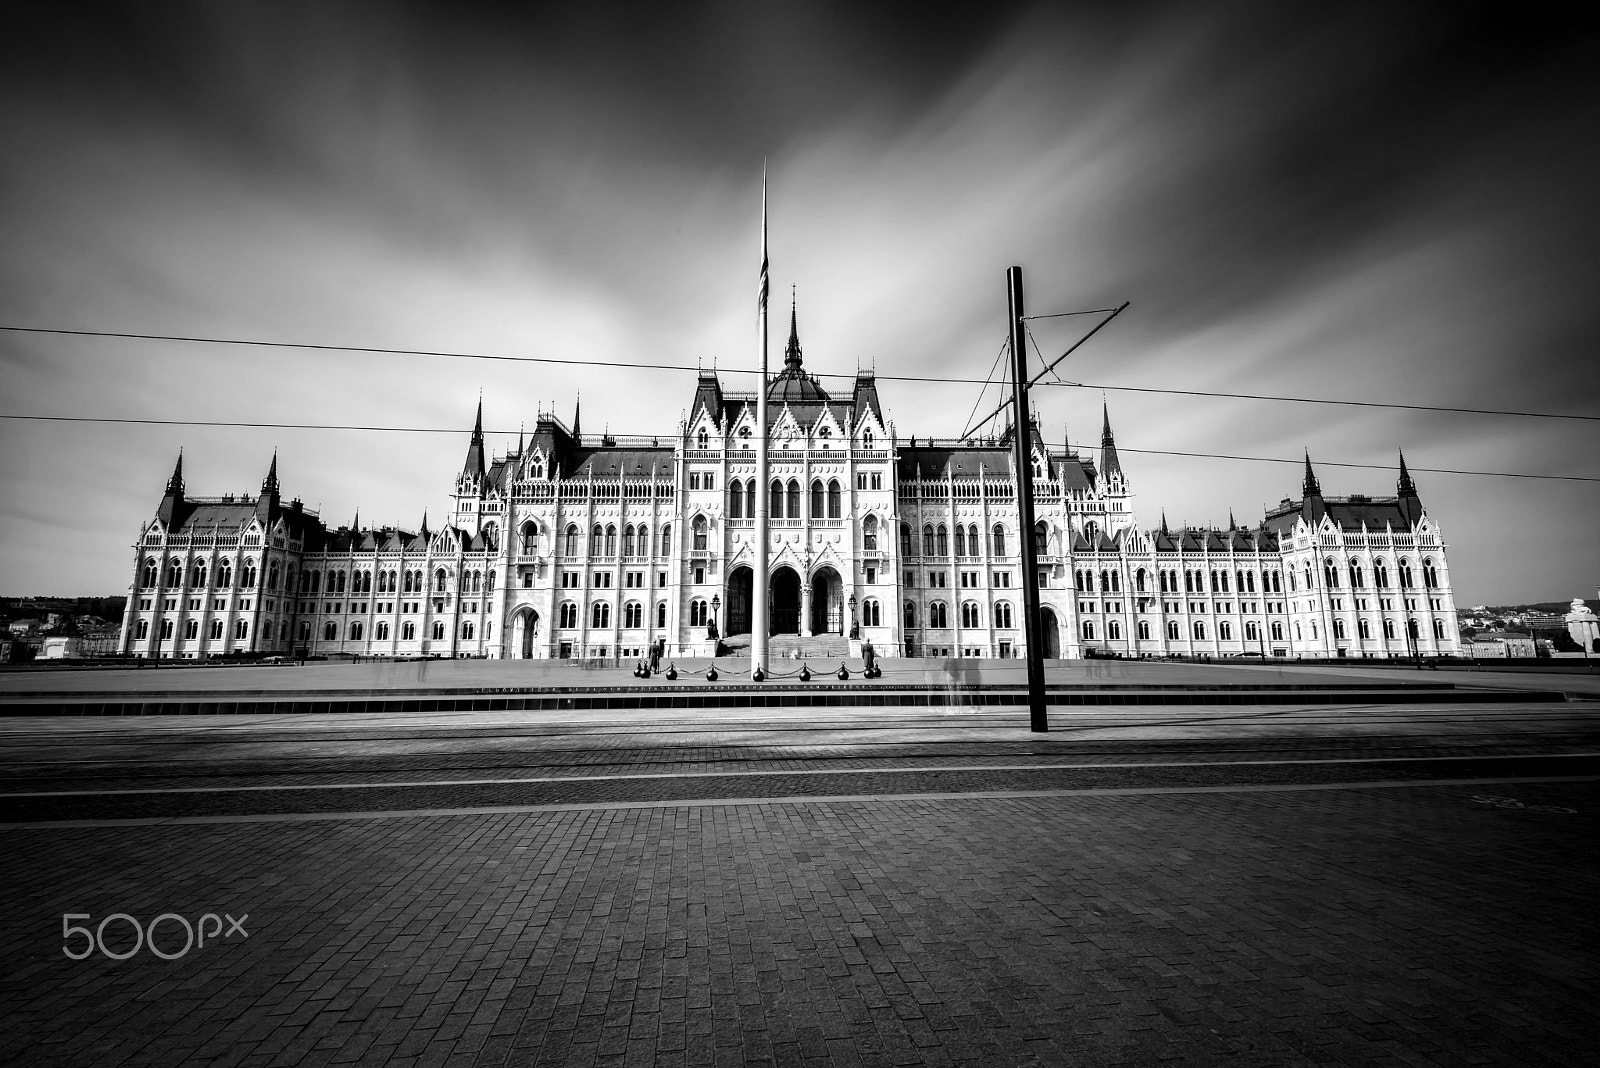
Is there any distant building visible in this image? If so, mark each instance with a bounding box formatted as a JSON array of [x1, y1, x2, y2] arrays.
[[118, 310, 1462, 661]]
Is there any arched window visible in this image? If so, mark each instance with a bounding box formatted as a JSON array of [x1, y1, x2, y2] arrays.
[[521, 521, 538, 555], [954, 526, 967, 557], [623, 526, 636, 557], [1135, 569, 1147, 593], [1159, 571, 1169, 594], [689, 599, 708, 627], [624, 602, 642, 628], [1034, 521, 1047, 555], [1184, 571, 1194, 594], [904, 602, 917, 628], [862, 600, 881, 627], [434, 568, 448, 592], [930, 602, 948, 628], [770, 479, 784, 518], [1349, 560, 1364, 589], [590, 525, 603, 556], [1399, 559, 1414, 588], [487, 571, 497, 592], [1219, 571, 1229, 593], [1358, 618, 1371, 639], [136, 619, 150, 640], [660, 524, 672, 555], [1138, 620, 1150, 640], [961, 601, 980, 628], [191, 562, 206, 587], [591, 602, 611, 628], [863, 428, 874, 448], [901, 523, 913, 556], [1209, 570, 1220, 593], [1383, 619, 1396, 640], [786, 480, 800, 519], [432, 621, 446, 640], [1324, 558, 1340, 589], [241, 562, 257, 587], [923, 524, 935, 556], [936, 525, 949, 556], [729, 481, 744, 520], [403, 621, 416, 640], [1295, 621, 1304, 640], [656, 601, 667, 627], [827, 480, 841, 518], [210, 619, 224, 639], [1272, 621, 1285, 641], [1272, 570, 1282, 594], [636, 527, 648, 557], [1082, 620, 1096, 640], [376, 621, 389, 641], [351, 621, 365, 641], [1167, 620, 1181, 640], [360, 569, 371, 593], [141, 559, 158, 588], [1422, 558, 1439, 588], [166, 560, 184, 587], [968, 525, 980, 556], [217, 561, 232, 589], [1218, 621, 1231, 641], [692, 516, 708, 551], [1245, 621, 1259, 641], [991, 525, 1007, 556], [559, 602, 578, 629], [744, 481, 754, 518], [1374, 560, 1389, 588], [323, 621, 338, 641], [605, 525, 617, 556], [1085, 520, 1099, 543], [1108, 620, 1122, 640], [397, 570, 409, 594], [1332, 619, 1345, 640], [1193, 620, 1207, 640], [993, 602, 1013, 629], [1100, 570, 1111, 593], [811, 480, 824, 517], [863, 515, 878, 552], [183, 618, 198, 640], [1432, 618, 1445, 640], [565, 525, 580, 556], [697, 428, 708, 450]]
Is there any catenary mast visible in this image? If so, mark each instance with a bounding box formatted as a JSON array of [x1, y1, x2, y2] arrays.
[[752, 167, 771, 677]]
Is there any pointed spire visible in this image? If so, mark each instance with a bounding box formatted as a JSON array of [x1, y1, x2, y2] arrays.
[[572, 393, 582, 441], [1160, 511, 1170, 535], [352, 508, 360, 533], [783, 286, 802, 373], [1228, 509, 1237, 531], [1099, 401, 1124, 482], [261, 449, 279, 497], [1397, 448, 1417, 497], [517, 423, 525, 459], [166, 450, 185, 497], [1302, 451, 1322, 498], [461, 399, 486, 482], [419, 509, 430, 538]]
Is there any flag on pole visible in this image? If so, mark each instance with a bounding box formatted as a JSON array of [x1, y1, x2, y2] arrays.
[[759, 169, 769, 310]]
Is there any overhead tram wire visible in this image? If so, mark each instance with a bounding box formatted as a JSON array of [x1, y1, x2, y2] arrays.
[[3, 322, 1597, 424], [2, 412, 1594, 482], [965, 302, 1131, 440], [957, 334, 1013, 442]]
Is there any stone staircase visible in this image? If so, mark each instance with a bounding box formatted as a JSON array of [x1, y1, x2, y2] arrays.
[[717, 633, 848, 659]]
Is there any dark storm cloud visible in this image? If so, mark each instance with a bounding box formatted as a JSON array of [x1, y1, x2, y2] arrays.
[[0, 1, 1596, 602]]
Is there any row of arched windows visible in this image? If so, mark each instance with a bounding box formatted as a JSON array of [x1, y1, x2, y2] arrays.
[[903, 601, 1015, 629], [1155, 569, 1285, 595], [142, 558, 255, 590], [560, 524, 672, 557], [558, 601, 670, 630], [900, 524, 1013, 558], [728, 479, 845, 520]]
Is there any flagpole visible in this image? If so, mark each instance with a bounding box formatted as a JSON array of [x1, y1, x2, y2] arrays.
[[752, 166, 771, 678]]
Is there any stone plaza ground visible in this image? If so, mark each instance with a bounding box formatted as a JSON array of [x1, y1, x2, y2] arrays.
[[1, 661, 1596, 1066]]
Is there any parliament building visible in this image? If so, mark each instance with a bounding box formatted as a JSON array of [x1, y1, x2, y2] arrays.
[[119, 310, 1462, 661]]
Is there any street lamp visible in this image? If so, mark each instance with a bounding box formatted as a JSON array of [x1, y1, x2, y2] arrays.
[[848, 594, 859, 640]]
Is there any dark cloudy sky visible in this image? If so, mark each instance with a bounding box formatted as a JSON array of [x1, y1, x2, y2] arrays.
[[2, 1, 1596, 605]]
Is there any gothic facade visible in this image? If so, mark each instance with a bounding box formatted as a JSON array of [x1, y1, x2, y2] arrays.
[[119, 315, 1462, 661]]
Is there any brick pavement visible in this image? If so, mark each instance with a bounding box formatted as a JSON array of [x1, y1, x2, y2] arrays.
[[3, 776, 1597, 1066]]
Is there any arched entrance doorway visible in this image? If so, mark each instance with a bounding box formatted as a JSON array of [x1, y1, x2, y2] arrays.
[[771, 567, 801, 634], [810, 566, 844, 635], [726, 567, 753, 636], [512, 608, 540, 659], [1040, 607, 1060, 659]]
